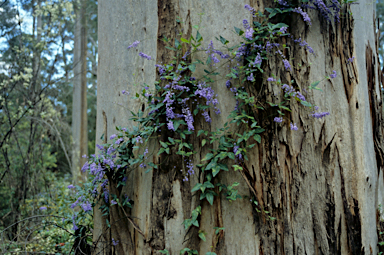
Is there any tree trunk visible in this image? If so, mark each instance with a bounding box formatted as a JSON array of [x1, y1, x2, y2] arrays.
[[72, 0, 88, 184], [94, 1, 384, 254]]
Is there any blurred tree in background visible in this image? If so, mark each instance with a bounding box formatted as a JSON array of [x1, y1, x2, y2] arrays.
[[0, 0, 97, 251]]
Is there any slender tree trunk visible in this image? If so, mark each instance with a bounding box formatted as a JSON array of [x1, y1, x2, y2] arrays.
[[94, 1, 384, 254], [72, 0, 88, 184]]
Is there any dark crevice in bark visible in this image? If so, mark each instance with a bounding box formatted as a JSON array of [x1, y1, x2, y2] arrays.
[[338, 147, 363, 254]]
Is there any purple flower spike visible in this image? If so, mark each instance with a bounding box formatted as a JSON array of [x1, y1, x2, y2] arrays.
[[68, 184, 75, 189], [274, 117, 283, 123], [290, 123, 298, 131], [40, 206, 47, 210], [112, 238, 119, 246], [311, 111, 330, 119], [139, 52, 152, 60], [283, 59, 291, 71], [127, 40, 140, 49]]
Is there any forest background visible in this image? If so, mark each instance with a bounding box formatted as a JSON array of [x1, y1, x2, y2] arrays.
[[0, 0, 383, 253]]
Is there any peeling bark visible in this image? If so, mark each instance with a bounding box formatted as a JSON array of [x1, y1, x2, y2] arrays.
[[95, 1, 383, 254]]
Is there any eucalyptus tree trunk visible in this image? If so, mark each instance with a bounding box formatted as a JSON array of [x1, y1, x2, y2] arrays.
[[72, 0, 88, 183], [94, 0, 384, 254]]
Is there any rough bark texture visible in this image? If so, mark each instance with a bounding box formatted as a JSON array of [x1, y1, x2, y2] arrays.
[[95, 1, 384, 254]]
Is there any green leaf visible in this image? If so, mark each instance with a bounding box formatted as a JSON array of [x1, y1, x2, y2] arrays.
[[234, 26, 244, 36], [205, 161, 217, 171], [202, 153, 214, 161], [189, 64, 196, 72], [199, 232, 206, 242], [212, 165, 220, 177], [197, 130, 205, 137], [168, 137, 175, 144], [254, 134, 261, 143], [205, 252, 217, 255], [301, 101, 312, 107], [191, 183, 203, 193], [206, 193, 214, 205], [202, 139, 207, 147], [196, 30, 203, 42], [219, 35, 228, 45], [165, 46, 177, 51], [159, 249, 170, 255], [203, 181, 215, 189], [160, 141, 168, 148], [310, 80, 321, 88], [175, 39, 181, 49], [218, 163, 228, 171], [254, 128, 265, 133], [181, 37, 189, 43], [158, 148, 165, 155]]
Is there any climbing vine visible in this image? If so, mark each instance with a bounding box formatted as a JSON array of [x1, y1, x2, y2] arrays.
[[67, 1, 354, 253]]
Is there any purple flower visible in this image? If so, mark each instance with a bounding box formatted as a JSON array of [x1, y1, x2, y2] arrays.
[[71, 196, 82, 209], [82, 154, 87, 158], [183, 108, 194, 131], [111, 200, 117, 205], [139, 52, 152, 60], [167, 121, 175, 131], [155, 64, 166, 75], [293, 7, 311, 25], [290, 123, 298, 131], [127, 40, 140, 49], [279, 27, 288, 34], [226, 80, 231, 88], [96, 144, 105, 151], [267, 77, 276, 82], [81, 162, 89, 172], [233, 144, 243, 160], [202, 111, 211, 123], [81, 201, 92, 212], [311, 111, 330, 119], [139, 163, 146, 168], [348, 56, 355, 63], [67, 184, 75, 189], [107, 146, 116, 155], [136, 136, 143, 144], [278, 0, 289, 6], [274, 117, 283, 123], [243, 19, 250, 29], [110, 134, 117, 140], [122, 90, 129, 95], [247, 73, 255, 82], [39, 206, 47, 210], [307, 46, 315, 54], [296, 91, 306, 101], [249, 53, 262, 67], [144, 148, 149, 157], [283, 59, 291, 71], [103, 188, 109, 203], [115, 138, 124, 145], [330, 70, 337, 79], [112, 238, 119, 246], [244, 4, 256, 15], [245, 28, 254, 40], [72, 221, 78, 231]]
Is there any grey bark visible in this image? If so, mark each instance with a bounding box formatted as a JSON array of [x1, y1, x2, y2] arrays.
[[72, 0, 88, 183], [94, 1, 384, 254]]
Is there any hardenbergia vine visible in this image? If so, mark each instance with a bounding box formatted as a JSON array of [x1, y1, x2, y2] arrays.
[[63, 1, 355, 253]]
